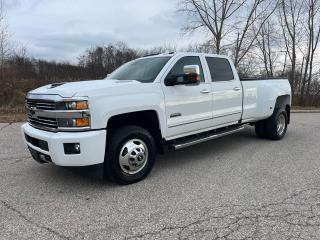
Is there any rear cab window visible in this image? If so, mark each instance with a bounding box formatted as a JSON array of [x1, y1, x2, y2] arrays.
[[205, 57, 234, 82]]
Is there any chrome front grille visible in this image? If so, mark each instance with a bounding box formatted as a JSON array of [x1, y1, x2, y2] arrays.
[[27, 115, 58, 129], [26, 99, 58, 131], [26, 99, 56, 110]]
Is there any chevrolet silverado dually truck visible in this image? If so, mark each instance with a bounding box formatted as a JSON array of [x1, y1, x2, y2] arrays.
[[22, 52, 291, 184]]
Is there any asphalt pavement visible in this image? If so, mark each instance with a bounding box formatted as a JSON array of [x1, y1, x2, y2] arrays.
[[1, 113, 320, 240]]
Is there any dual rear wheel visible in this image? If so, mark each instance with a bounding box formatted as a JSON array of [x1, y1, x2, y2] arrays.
[[255, 109, 288, 140]]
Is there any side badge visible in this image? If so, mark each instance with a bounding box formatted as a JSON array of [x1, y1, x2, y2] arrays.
[[170, 113, 182, 118]]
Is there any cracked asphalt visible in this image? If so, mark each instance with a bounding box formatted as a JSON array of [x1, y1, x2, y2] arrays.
[[1, 113, 320, 240]]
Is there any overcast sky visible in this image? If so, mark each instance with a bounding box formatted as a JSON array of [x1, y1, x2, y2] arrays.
[[5, 0, 199, 62]]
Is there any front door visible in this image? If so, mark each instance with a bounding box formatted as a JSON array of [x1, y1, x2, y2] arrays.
[[162, 56, 213, 139]]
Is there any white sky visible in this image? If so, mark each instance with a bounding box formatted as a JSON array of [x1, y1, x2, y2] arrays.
[[5, 0, 201, 62]]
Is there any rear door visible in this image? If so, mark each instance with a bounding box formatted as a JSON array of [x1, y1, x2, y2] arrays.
[[162, 55, 213, 139], [205, 56, 242, 126]]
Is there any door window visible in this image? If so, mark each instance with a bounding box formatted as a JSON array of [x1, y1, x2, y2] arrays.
[[166, 56, 205, 82], [206, 57, 234, 82]]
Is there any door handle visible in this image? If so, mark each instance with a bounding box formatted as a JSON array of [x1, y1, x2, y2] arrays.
[[200, 89, 210, 94], [233, 87, 241, 91]]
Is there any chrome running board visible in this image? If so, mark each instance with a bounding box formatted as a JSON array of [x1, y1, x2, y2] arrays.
[[169, 126, 244, 150]]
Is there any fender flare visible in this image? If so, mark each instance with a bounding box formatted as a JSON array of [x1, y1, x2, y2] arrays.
[[274, 95, 291, 124]]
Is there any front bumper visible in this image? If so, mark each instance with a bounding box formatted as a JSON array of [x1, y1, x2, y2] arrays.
[[21, 123, 106, 167]]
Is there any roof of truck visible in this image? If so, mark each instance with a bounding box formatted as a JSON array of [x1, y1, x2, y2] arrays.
[[142, 52, 230, 59]]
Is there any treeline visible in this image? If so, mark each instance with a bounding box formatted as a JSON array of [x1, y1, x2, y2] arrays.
[[1, 41, 320, 107], [0, 43, 174, 106], [77, 42, 173, 79], [1, 55, 89, 106]]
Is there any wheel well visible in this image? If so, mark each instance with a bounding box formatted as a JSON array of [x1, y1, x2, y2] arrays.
[[107, 110, 164, 153], [275, 95, 291, 124]]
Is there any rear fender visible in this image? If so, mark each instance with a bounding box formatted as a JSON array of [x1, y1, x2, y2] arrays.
[[274, 95, 291, 124]]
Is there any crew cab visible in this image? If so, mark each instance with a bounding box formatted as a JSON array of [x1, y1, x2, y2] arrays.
[[22, 52, 291, 184]]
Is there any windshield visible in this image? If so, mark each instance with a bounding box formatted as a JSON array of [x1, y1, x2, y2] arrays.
[[106, 57, 171, 83]]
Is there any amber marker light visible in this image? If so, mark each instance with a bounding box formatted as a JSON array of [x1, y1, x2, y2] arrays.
[[75, 118, 90, 127]]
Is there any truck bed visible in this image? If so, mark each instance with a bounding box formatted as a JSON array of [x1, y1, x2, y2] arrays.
[[241, 79, 291, 122]]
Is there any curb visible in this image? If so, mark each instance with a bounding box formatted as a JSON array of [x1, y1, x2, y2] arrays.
[[291, 110, 320, 113]]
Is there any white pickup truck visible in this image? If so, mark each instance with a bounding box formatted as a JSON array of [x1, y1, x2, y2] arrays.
[[22, 52, 291, 184]]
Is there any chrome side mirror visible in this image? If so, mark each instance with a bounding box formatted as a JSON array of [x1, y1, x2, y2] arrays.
[[181, 65, 201, 84], [165, 65, 201, 86], [183, 65, 200, 76]]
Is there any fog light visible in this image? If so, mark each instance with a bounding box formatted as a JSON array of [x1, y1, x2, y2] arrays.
[[74, 143, 80, 152], [64, 143, 81, 155]]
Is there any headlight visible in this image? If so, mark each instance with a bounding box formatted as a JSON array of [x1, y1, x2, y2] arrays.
[[56, 99, 90, 129], [58, 100, 89, 110]]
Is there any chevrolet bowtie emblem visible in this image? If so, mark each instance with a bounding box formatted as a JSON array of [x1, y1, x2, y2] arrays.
[[29, 107, 36, 117]]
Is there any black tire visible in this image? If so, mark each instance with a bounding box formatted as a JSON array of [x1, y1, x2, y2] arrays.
[[104, 125, 156, 184], [255, 120, 267, 138], [265, 109, 288, 140]]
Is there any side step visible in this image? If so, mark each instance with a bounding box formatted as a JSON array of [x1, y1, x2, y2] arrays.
[[169, 125, 244, 150]]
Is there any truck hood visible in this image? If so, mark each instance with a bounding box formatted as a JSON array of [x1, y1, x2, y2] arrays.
[[29, 79, 141, 98]]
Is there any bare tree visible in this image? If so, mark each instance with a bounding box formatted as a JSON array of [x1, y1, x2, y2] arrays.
[[180, 0, 277, 67], [255, 20, 280, 77], [279, 0, 304, 93], [300, 0, 320, 104], [232, 0, 278, 67], [180, 0, 246, 54], [0, 1, 12, 80]]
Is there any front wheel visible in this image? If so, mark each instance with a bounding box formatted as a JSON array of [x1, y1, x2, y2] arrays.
[[105, 125, 156, 184]]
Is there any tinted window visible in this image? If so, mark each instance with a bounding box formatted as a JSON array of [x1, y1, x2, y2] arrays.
[[206, 57, 234, 82], [166, 56, 205, 82], [107, 57, 171, 83]]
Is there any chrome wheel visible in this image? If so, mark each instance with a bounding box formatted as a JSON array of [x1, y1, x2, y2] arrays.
[[276, 114, 286, 136], [119, 139, 149, 175]]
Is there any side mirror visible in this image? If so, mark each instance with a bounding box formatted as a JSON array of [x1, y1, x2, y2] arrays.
[[165, 65, 201, 86], [183, 65, 201, 83]]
